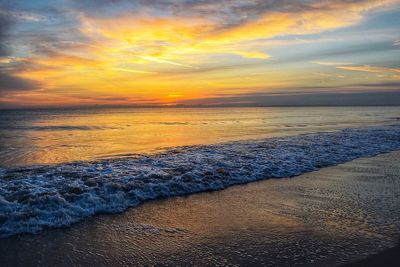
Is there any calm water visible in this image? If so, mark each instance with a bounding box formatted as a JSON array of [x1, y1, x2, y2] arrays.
[[1, 106, 400, 167]]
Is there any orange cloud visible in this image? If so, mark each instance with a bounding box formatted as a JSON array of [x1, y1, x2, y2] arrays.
[[211, 0, 395, 42], [337, 65, 400, 73], [75, 0, 395, 65], [2, 0, 398, 107]]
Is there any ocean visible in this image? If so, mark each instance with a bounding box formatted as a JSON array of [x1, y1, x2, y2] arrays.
[[1, 106, 400, 167], [1, 106, 400, 237]]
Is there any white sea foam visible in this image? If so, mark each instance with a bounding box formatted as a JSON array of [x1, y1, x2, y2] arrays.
[[1, 126, 400, 237]]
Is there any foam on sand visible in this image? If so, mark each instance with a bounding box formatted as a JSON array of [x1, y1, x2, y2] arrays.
[[1, 126, 400, 237]]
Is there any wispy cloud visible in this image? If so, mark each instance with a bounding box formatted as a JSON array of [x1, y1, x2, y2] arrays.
[[336, 65, 400, 73], [111, 68, 156, 74], [312, 61, 353, 66], [136, 56, 194, 68]]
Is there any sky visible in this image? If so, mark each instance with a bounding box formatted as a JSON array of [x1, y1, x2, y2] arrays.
[[0, 0, 399, 108]]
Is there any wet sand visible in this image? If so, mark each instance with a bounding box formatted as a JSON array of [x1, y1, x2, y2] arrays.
[[1, 151, 400, 266], [345, 240, 400, 267]]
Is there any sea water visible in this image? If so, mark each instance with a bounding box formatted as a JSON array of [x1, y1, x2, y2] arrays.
[[1, 107, 400, 236]]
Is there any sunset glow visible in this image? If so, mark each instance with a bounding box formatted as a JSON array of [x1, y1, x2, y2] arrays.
[[0, 0, 399, 108]]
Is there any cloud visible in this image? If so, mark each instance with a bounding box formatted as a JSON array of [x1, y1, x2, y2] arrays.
[[0, 0, 399, 107], [0, 73, 39, 95], [76, 0, 397, 62], [178, 89, 400, 107], [357, 81, 400, 88], [0, 10, 13, 56], [94, 0, 395, 31], [336, 65, 400, 73], [136, 55, 194, 68], [312, 61, 353, 66], [111, 67, 156, 74]]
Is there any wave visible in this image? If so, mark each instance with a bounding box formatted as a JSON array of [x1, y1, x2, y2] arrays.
[[1, 126, 400, 237]]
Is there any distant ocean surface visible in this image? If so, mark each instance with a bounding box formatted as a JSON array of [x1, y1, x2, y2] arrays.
[[1, 107, 400, 167], [1, 107, 400, 237]]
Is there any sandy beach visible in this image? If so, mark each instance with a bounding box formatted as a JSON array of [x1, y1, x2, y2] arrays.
[[1, 151, 399, 266]]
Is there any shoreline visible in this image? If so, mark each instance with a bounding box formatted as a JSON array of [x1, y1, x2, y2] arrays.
[[2, 125, 400, 237], [1, 151, 400, 266]]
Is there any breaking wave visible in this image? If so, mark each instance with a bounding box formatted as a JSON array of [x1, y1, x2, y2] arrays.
[[1, 126, 400, 237]]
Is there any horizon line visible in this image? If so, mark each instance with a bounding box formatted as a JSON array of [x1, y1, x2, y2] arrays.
[[1, 104, 400, 111]]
